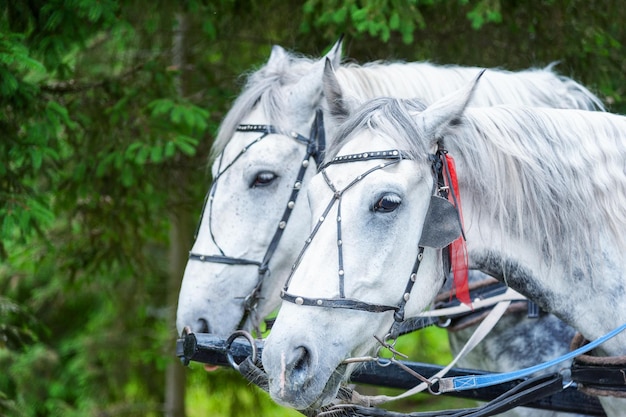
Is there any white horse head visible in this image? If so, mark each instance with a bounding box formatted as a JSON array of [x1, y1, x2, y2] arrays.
[[175, 41, 343, 336], [176, 39, 604, 339], [262, 77, 626, 414]]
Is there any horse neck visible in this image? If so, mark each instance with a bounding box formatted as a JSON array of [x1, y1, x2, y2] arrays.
[[467, 233, 626, 355], [457, 156, 626, 357]]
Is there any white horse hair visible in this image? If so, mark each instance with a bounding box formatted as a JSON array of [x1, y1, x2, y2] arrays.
[[326, 96, 625, 277], [177, 39, 603, 336], [176, 41, 605, 416], [211, 50, 603, 162], [261, 79, 626, 416]]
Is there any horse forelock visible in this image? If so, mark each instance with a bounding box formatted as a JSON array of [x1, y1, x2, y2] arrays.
[[326, 99, 626, 276], [210, 51, 320, 162], [324, 97, 431, 164]]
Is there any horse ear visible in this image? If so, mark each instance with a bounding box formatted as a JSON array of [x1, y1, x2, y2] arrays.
[[416, 69, 486, 143], [322, 58, 350, 123], [286, 39, 344, 119], [325, 34, 344, 69], [267, 45, 290, 69]]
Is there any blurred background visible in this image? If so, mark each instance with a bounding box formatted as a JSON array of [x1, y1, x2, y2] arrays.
[[1, 1, 625, 416]]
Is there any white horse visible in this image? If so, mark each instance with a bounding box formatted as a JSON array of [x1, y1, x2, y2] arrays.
[[175, 40, 603, 415], [176, 39, 602, 337], [261, 76, 626, 416]]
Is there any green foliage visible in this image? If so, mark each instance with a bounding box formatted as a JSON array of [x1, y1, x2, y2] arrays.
[[302, 0, 434, 43], [1, 1, 626, 416], [185, 368, 302, 417], [463, 0, 502, 30], [301, 0, 505, 43]]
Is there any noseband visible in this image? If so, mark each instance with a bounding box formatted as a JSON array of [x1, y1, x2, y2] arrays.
[[188, 110, 326, 329], [281, 147, 463, 323]]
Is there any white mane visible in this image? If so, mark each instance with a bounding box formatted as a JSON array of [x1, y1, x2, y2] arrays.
[[335, 61, 604, 111], [327, 97, 626, 275], [211, 53, 320, 160], [211, 50, 604, 161]]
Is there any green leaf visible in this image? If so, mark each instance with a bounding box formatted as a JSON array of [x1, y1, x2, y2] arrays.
[[150, 145, 164, 163], [389, 11, 400, 30], [148, 99, 175, 117], [125, 142, 143, 160], [46, 101, 77, 130], [171, 106, 184, 125], [136, 146, 150, 165], [202, 21, 217, 40], [164, 141, 176, 158], [31, 149, 43, 171], [173, 135, 198, 156], [26, 198, 54, 225]]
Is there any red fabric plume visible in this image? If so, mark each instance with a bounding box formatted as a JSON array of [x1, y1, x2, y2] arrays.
[[444, 153, 471, 306]]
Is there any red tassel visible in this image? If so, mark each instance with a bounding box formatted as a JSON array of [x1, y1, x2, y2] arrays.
[[444, 153, 471, 306]]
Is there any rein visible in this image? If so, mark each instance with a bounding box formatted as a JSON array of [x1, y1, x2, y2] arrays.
[[188, 110, 326, 330]]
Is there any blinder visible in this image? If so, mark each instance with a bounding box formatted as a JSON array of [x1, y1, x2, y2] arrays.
[[419, 196, 463, 249]]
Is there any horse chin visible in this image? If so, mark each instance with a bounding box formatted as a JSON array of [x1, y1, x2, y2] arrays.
[[270, 363, 347, 411]]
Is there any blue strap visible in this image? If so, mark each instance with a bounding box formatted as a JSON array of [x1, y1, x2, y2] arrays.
[[437, 322, 626, 393]]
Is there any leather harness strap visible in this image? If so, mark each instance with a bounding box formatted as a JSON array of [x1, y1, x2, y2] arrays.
[[188, 111, 326, 329], [570, 331, 626, 397]]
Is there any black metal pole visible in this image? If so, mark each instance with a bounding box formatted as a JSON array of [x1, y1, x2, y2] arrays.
[[177, 333, 605, 416]]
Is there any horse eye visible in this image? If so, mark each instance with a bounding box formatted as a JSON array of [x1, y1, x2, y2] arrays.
[[372, 194, 401, 213], [251, 171, 277, 188]]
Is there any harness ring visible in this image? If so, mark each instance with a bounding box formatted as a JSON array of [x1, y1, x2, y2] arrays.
[[225, 330, 259, 371], [427, 376, 443, 395]]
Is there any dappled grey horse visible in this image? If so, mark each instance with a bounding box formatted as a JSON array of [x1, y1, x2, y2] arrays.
[[262, 77, 626, 416], [176, 39, 604, 416]]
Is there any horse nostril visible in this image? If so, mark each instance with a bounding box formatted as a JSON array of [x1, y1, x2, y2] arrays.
[[287, 345, 312, 384], [197, 318, 210, 333], [293, 346, 310, 372]]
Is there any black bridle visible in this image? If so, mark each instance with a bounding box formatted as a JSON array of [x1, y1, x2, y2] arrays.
[[189, 110, 326, 330], [281, 146, 463, 324]]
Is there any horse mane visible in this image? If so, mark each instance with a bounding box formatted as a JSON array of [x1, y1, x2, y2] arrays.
[[211, 53, 320, 161], [212, 49, 604, 162], [324, 97, 432, 163], [334, 61, 604, 112], [326, 98, 626, 275]]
